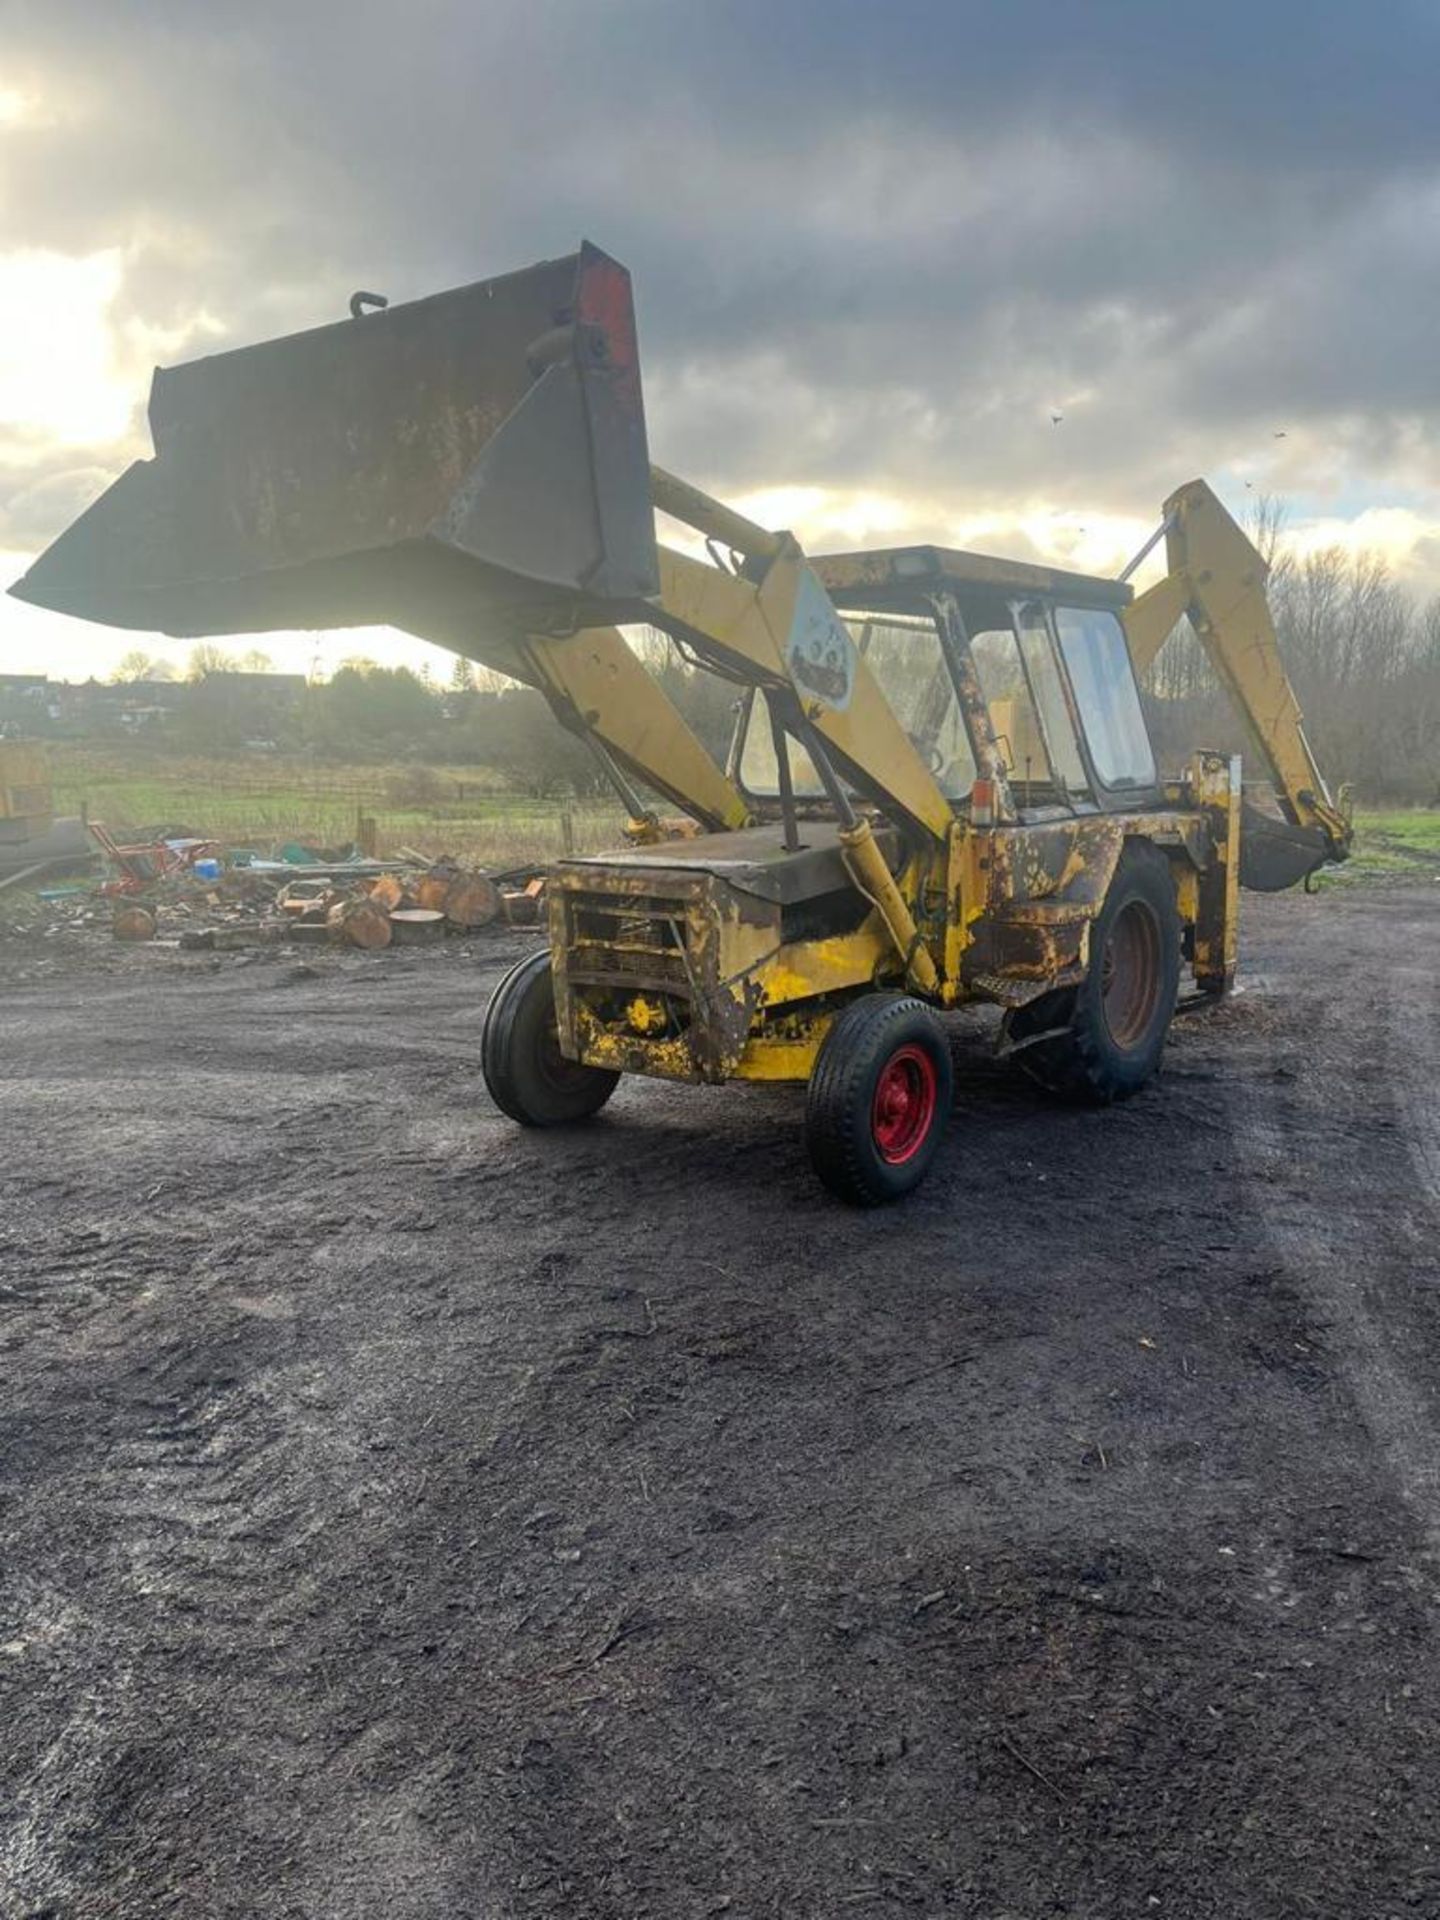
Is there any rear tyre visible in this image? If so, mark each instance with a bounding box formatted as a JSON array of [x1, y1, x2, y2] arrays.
[[806, 994, 953, 1206], [481, 949, 620, 1126], [1004, 841, 1180, 1104]]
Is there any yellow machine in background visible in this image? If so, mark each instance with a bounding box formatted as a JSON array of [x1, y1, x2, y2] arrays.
[[11, 244, 1350, 1203], [0, 740, 55, 852]]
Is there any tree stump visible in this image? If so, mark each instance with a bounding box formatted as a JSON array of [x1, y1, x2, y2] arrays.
[[112, 904, 157, 942], [389, 908, 446, 946]]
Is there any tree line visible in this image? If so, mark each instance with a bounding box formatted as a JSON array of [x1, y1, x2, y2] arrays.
[[106, 632, 740, 799], [103, 516, 1440, 804], [1143, 504, 1440, 802]]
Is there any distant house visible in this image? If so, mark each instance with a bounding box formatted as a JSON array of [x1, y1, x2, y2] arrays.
[[108, 680, 188, 730], [0, 673, 57, 734], [53, 678, 187, 733]]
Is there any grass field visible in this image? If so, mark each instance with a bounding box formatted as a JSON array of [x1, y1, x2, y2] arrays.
[[49, 749, 627, 867], [1313, 807, 1440, 889], [37, 747, 1440, 882]]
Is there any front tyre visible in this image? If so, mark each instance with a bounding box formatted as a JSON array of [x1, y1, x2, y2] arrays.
[[481, 949, 620, 1127], [805, 995, 953, 1206]]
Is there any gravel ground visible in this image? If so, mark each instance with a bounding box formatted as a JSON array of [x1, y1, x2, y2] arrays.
[[2, 881, 1439, 1919]]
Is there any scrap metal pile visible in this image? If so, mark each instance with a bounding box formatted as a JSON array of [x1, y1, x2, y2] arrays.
[[7, 824, 546, 953]]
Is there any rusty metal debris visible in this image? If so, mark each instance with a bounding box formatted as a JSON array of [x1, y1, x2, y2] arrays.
[[3, 827, 543, 956]]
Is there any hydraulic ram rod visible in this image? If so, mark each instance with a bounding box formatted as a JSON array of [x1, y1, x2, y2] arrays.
[[650, 465, 784, 561]]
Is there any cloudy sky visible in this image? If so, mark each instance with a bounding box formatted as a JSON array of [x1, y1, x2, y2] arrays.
[[4, 0, 1439, 681]]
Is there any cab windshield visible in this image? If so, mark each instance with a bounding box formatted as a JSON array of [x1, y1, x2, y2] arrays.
[[738, 612, 976, 801]]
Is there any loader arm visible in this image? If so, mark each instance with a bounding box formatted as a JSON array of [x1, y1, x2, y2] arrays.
[[431, 615, 749, 832], [1123, 480, 1351, 877], [646, 469, 953, 843]]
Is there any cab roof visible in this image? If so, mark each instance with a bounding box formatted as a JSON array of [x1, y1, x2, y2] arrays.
[[811, 544, 1133, 614]]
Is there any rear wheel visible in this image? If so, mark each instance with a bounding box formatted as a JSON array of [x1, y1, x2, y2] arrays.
[[481, 949, 619, 1126], [806, 994, 953, 1206], [1004, 841, 1180, 1103]]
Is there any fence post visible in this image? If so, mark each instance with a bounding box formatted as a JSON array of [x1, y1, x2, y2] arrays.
[[560, 808, 575, 856]]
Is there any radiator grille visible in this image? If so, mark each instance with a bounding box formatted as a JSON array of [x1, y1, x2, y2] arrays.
[[565, 891, 695, 993]]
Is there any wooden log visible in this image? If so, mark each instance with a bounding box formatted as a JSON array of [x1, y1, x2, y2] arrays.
[[327, 897, 392, 949], [413, 869, 454, 912], [501, 888, 537, 927], [112, 903, 156, 942], [367, 872, 405, 912], [444, 873, 501, 930], [389, 907, 446, 946]]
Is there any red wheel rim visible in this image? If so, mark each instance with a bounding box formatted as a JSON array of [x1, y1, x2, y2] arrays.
[[871, 1043, 939, 1164]]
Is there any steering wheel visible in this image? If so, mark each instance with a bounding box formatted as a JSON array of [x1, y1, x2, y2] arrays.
[[908, 732, 947, 776]]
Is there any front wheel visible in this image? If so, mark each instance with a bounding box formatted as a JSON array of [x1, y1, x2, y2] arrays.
[[805, 995, 953, 1206], [481, 950, 620, 1126]]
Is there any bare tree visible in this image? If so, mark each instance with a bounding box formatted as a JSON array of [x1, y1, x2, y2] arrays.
[[111, 649, 176, 683], [187, 642, 236, 682]]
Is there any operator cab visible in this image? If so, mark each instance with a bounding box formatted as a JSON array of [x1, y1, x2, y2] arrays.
[[734, 545, 1157, 823]]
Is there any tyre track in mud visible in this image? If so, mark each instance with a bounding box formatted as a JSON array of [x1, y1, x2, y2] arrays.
[[6, 901, 1440, 1917], [1239, 935, 1440, 1560], [0, 946, 526, 1918], [1394, 957, 1440, 1209]]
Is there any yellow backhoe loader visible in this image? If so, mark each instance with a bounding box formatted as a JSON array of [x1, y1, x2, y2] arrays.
[[12, 244, 1351, 1203]]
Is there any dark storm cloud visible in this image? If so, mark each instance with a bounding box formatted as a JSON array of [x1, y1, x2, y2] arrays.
[[4, 0, 1439, 550]]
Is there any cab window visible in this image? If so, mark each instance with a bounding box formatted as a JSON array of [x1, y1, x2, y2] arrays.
[[1054, 606, 1156, 791], [1014, 602, 1091, 802], [968, 625, 1059, 804], [856, 617, 975, 799], [738, 613, 975, 802]]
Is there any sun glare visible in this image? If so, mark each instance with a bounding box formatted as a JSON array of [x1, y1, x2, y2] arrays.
[[0, 248, 138, 452]]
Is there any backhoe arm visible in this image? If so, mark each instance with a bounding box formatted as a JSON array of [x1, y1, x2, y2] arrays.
[[1123, 480, 1351, 867]]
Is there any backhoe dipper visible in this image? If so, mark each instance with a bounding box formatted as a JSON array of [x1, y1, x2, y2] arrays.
[[12, 244, 1351, 1203]]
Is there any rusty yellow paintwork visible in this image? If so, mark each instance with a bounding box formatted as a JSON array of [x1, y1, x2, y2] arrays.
[[836, 816, 940, 994], [546, 791, 1231, 1084], [0, 740, 54, 837], [812, 544, 1133, 608], [1190, 752, 1242, 992], [502, 470, 1334, 1090], [733, 1022, 834, 1081], [754, 927, 889, 1005]]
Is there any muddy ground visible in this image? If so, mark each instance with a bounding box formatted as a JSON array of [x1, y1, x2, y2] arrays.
[[2, 880, 1439, 1919]]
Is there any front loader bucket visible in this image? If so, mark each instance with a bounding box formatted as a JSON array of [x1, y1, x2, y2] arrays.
[[10, 243, 657, 642]]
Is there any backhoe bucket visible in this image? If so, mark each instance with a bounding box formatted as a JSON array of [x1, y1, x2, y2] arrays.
[[10, 243, 657, 642], [1238, 798, 1332, 892]]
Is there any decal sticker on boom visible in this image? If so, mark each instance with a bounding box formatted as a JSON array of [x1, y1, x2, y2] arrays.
[[785, 570, 857, 711]]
